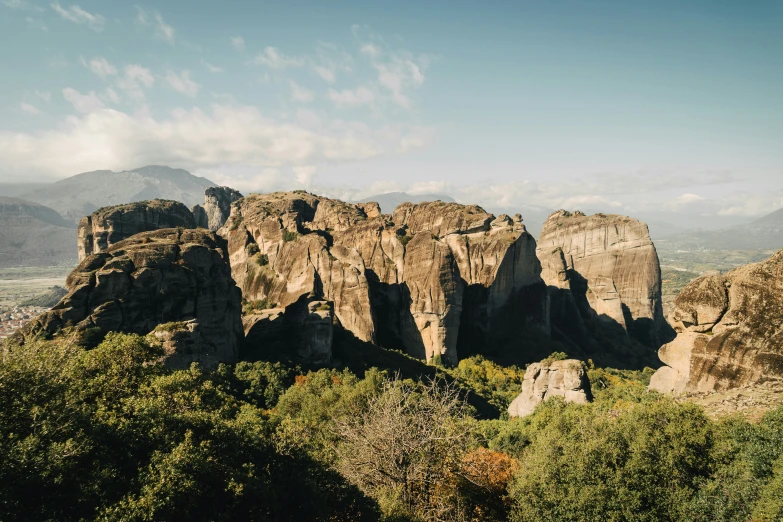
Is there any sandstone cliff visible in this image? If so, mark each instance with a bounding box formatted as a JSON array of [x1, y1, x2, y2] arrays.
[[650, 250, 783, 393], [20, 228, 242, 369], [220, 192, 548, 365], [192, 186, 243, 231], [508, 358, 592, 417], [536, 210, 670, 357], [77, 200, 197, 261]]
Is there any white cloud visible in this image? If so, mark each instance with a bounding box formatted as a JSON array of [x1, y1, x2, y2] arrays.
[[125, 65, 154, 87], [103, 87, 120, 103], [51, 1, 105, 31], [351, 24, 430, 109], [0, 104, 426, 182], [25, 17, 47, 31], [20, 102, 41, 115], [253, 46, 304, 68], [203, 61, 222, 73], [309, 42, 352, 83], [62, 87, 104, 113], [4, 0, 44, 10], [289, 81, 314, 103], [135, 6, 174, 44], [115, 65, 154, 101], [676, 193, 704, 204], [34, 90, 51, 102], [293, 165, 316, 187], [82, 56, 117, 78], [165, 70, 199, 97], [312, 66, 335, 83], [231, 36, 245, 51], [328, 86, 375, 107]]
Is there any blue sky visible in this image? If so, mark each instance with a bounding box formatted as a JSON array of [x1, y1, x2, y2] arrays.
[[1, 0, 782, 222]]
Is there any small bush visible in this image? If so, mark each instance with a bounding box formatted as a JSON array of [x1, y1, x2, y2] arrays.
[[282, 230, 298, 242], [246, 243, 260, 256], [242, 299, 276, 315], [315, 302, 332, 312], [399, 235, 412, 246], [256, 254, 269, 266]]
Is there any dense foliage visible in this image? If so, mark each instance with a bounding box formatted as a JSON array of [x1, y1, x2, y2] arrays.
[[2, 334, 783, 521]]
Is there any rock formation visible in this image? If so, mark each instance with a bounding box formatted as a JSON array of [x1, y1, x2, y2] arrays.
[[220, 192, 548, 365], [21, 228, 242, 369], [650, 250, 783, 393], [508, 358, 592, 417], [243, 298, 333, 366], [536, 210, 669, 355], [77, 200, 197, 261], [192, 186, 243, 231]]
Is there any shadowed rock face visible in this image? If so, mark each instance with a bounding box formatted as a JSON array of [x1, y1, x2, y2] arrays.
[[650, 250, 783, 393], [221, 192, 548, 365], [192, 186, 244, 231], [508, 359, 592, 417], [77, 200, 197, 261], [21, 228, 243, 368], [536, 210, 670, 357]]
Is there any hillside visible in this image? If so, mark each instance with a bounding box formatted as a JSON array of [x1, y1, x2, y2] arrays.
[[20, 165, 215, 222], [657, 207, 783, 252], [0, 198, 77, 268]]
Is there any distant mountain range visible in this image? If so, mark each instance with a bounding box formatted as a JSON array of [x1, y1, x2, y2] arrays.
[[16, 165, 214, 222], [0, 197, 77, 267], [0, 166, 215, 268], [656, 208, 783, 251]]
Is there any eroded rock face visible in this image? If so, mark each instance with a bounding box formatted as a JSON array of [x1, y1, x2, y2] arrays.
[[508, 359, 592, 417], [650, 250, 783, 393], [193, 186, 243, 231], [23, 228, 243, 368], [243, 298, 333, 366], [536, 210, 669, 354], [221, 192, 548, 365], [77, 200, 196, 261]]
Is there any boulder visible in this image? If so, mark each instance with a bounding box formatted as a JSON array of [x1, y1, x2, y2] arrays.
[[536, 210, 670, 356], [77, 200, 197, 261], [650, 250, 783, 393], [508, 358, 592, 417], [22, 228, 242, 368], [221, 192, 549, 365]]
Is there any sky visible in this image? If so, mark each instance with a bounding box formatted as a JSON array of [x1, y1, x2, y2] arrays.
[[1, 0, 782, 225]]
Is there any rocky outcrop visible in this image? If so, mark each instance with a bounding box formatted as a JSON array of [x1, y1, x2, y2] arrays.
[[536, 210, 669, 354], [21, 228, 242, 368], [508, 358, 592, 417], [192, 186, 243, 231], [221, 192, 548, 365], [243, 298, 333, 366], [650, 250, 783, 394], [77, 200, 197, 261]]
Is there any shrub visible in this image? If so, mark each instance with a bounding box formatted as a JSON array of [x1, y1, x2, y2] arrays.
[[255, 253, 269, 266], [282, 230, 298, 242], [246, 243, 260, 256]]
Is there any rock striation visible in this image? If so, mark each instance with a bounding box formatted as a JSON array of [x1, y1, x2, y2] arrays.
[[220, 192, 548, 365], [192, 186, 243, 231], [536, 210, 669, 355], [77, 200, 197, 261], [650, 250, 783, 394], [508, 358, 592, 417], [21, 228, 242, 368]]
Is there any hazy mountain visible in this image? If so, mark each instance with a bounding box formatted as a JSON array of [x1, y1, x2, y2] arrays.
[[656, 207, 783, 251], [20, 165, 215, 222], [358, 192, 456, 214], [0, 197, 77, 268]]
